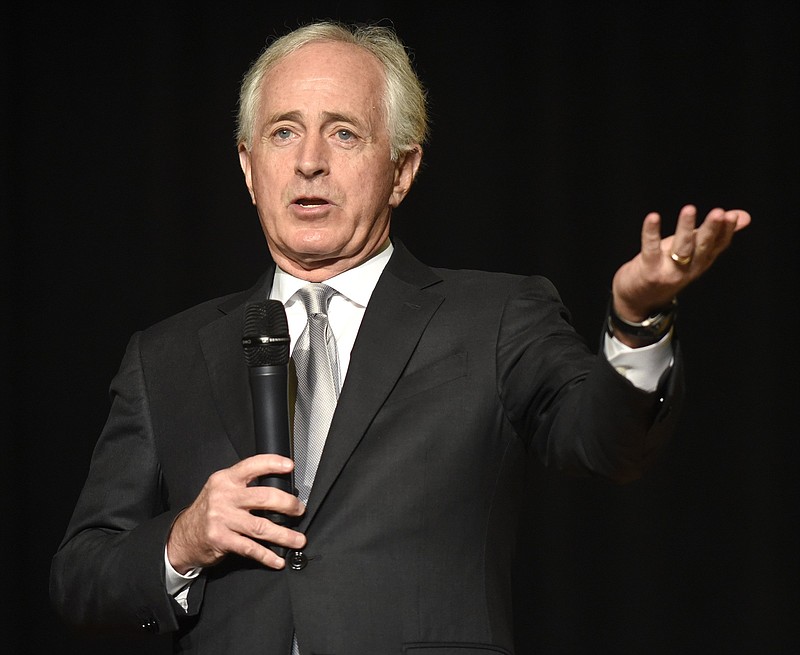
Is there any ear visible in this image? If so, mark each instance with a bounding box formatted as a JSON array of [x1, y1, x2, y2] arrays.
[[389, 146, 423, 208], [238, 144, 257, 205]]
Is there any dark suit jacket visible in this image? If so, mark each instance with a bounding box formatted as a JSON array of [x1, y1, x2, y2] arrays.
[[50, 241, 682, 654]]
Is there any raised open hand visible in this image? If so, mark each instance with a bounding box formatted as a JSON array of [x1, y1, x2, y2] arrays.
[[612, 204, 751, 323]]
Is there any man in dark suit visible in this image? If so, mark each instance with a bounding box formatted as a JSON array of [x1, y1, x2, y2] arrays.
[[49, 20, 750, 654]]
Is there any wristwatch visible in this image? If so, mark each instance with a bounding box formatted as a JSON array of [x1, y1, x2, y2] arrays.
[[607, 297, 677, 342]]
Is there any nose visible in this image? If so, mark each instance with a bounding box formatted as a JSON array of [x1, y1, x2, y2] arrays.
[[295, 133, 329, 179]]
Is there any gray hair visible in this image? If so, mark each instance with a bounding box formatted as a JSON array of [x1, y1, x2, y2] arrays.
[[236, 21, 428, 161]]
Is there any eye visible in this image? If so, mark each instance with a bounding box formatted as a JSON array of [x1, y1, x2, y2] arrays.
[[336, 129, 354, 141], [275, 128, 294, 140]]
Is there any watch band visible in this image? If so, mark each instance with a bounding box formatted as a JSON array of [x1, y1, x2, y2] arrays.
[[607, 297, 677, 342]]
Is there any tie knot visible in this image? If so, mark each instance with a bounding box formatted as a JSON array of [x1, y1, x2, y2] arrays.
[[298, 283, 336, 317]]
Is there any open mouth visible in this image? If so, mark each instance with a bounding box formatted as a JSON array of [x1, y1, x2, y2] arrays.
[[295, 197, 329, 208]]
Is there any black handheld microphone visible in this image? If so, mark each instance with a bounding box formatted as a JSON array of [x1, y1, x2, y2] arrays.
[[242, 300, 294, 509]]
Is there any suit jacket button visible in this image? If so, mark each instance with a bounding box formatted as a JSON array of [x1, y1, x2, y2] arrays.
[[140, 617, 158, 633], [289, 550, 307, 570]]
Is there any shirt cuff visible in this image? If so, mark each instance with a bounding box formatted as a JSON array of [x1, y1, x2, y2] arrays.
[[164, 547, 201, 596], [603, 329, 674, 392]]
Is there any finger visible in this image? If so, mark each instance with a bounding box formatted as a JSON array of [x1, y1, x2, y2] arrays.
[[640, 212, 663, 265], [670, 204, 698, 260], [226, 511, 307, 569], [229, 454, 295, 485], [729, 209, 752, 232], [225, 531, 292, 569], [217, 504, 307, 551], [719, 210, 741, 243], [249, 515, 308, 550], [243, 485, 306, 517], [695, 208, 736, 258]]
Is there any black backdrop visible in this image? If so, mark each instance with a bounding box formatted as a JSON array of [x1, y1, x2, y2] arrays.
[[4, 2, 798, 653]]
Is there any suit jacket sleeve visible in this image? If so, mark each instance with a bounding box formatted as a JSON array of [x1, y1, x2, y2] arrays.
[[49, 331, 186, 634], [496, 275, 683, 483]]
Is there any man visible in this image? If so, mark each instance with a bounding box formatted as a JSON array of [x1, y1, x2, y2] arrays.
[[50, 20, 750, 655]]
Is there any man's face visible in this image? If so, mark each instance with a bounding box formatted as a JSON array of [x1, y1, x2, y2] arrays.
[[239, 41, 421, 280]]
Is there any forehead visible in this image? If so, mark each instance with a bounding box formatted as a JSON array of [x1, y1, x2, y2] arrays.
[[260, 41, 386, 115]]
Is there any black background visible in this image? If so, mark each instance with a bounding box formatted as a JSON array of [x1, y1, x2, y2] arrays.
[[3, 2, 798, 653]]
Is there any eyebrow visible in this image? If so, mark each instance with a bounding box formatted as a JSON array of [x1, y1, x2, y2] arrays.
[[266, 110, 366, 130]]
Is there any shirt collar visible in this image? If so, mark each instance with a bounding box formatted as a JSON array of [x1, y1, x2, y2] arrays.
[[270, 240, 394, 307]]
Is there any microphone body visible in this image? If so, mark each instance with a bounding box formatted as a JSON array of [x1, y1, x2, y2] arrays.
[[242, 300, 294, 531], [248, 363, 293, 493]]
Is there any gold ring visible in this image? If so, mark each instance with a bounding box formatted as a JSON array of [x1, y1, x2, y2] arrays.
[[670, 252, 692, 266]]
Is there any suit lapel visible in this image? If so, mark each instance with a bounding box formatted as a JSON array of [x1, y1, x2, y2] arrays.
[[198, 269, 275, 461], [300, 242, 443, 527]]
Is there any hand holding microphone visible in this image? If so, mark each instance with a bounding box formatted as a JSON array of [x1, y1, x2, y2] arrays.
[[164, 300, 305, 574]]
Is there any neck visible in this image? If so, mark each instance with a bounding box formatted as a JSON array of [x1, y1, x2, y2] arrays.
[[271, 237, 392, 283]]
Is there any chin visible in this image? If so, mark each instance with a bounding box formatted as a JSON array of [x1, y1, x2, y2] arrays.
[[294, 231, 348, 256], [295, 241, 338, 259]]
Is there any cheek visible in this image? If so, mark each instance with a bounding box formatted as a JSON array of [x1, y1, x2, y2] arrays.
[[354, 169, 397, 212], [253, 173, 289, 211], [251, 153, 285, 188]]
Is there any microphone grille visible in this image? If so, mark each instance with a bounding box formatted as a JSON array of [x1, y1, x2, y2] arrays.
[[242, 300, 290, 367]]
